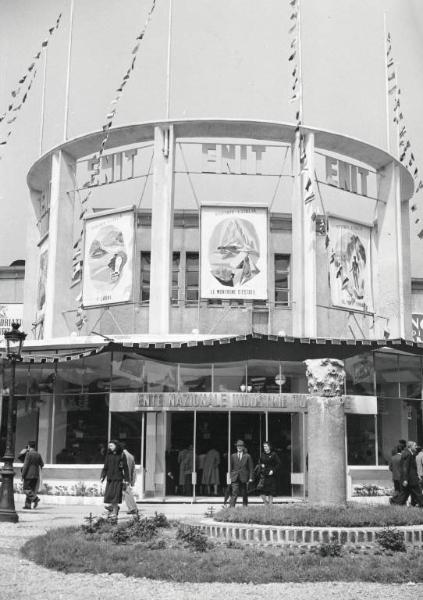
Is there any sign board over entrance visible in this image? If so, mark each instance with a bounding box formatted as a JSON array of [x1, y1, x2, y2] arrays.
[[110, 392, 377, 414]]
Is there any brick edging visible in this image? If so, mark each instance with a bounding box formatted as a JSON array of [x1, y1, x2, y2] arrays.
[[197, 520, 423, 547]]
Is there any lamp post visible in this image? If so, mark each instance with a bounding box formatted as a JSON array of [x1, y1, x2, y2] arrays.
[[0, 322, 26, 522]]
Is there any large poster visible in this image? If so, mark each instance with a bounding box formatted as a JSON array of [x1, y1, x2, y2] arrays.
[[0, 304, 23, 340], [412, 314, 423, 342], [201, 206, 268, 300], [82, 208, 135, 307], [328, 218, 373, 312]]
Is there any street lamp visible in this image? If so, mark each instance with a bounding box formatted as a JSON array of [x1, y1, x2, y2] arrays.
[[0, 322, 26, 522]]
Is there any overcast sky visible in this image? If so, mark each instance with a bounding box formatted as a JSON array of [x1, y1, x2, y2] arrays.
[[1, 0, 423, 272]]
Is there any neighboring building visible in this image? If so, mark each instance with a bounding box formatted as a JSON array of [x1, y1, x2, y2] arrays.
[[0, 117, 421, 501]]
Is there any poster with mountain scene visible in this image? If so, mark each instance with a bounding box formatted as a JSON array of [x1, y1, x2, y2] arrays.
[[200, 206, 268, 300]]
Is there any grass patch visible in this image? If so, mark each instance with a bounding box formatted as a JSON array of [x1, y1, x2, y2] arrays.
[[214, 503, 423, 527], [20, 523, 423, 583]]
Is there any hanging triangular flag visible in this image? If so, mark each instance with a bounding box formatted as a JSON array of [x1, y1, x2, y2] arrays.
[[414, 167, 419, 178], [416, 181, 423, 193], [388, 72, 395, 81], [41, 40, 48, 48], [387, 58, 394, 68], [411, 204, 417, 212], [290, 12, 298, 20], [288, 52, 296, 62], [388, 85, 397, 95], [418, 229, 423, 239]]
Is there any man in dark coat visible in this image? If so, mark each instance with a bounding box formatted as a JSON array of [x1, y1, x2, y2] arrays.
[[21, 441, 44, 509], [229, 440, 254, 507], [388, 444, 403, 497], [390, 440, 423, 507]]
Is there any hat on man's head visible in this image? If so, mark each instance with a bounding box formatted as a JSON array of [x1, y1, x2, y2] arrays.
[[235, 439, 245, 447]]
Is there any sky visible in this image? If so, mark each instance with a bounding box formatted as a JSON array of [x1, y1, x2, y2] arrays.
[[1, 0, 423, 272]]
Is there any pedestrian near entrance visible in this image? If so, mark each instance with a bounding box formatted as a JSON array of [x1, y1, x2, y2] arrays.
[[229, 440, 254, 507], [388, 444, 403, 496], [21, 441, 44, 509], [256, 441, 281, 505], [390, 440, 423, 507], [121, 443, 138, 515], [101, 440, 129, 521]]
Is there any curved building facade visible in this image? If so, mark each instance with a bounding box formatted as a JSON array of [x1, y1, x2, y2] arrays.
[[0, 114, 419, 501]]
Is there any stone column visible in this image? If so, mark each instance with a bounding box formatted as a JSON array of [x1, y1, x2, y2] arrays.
[[304, 358, 346, 505]]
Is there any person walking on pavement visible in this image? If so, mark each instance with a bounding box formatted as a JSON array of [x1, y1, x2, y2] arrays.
[[229, 439, 254, 507], [256, 441, 281, 505], [390, 440, 423, 507], [121, 442, 138, 515], [388, 444, 403, 498], [21, 441, 44, 509], [100, 440, 129, 521]]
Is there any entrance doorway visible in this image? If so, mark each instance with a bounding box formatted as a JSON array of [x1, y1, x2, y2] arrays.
[[165, 411, 293, 498]]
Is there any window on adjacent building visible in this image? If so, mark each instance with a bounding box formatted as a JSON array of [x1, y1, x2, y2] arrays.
[[185, 252, 199, 304], [171, 252, 180, 305], [140, 252, 180, 304], [275, 254, 290, 306], [140, 252, 151, 303]]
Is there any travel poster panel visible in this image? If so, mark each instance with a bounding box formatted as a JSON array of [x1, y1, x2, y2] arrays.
[[328, 217, 373, 312], [82, 209, 134, 307], [201, 206, 268, 300]]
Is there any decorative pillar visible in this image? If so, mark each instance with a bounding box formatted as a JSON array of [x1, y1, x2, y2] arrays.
[[304, 358, 346, 505], [148, 124, 175, 334], [291, 132, 317, 337], [44, 150, 76, 338]]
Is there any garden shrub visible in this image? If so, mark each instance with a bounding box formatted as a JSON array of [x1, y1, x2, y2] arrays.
[[176, 524, 210, 552], [318, 535, 343, 557], [128, 516, 158, 541], [151, 512, 170, 528], [112, 525, 131, 545], [375, 527, 406, 552]]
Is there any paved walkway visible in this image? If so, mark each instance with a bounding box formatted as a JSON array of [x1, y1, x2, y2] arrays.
[[1, 498, 423, 600]]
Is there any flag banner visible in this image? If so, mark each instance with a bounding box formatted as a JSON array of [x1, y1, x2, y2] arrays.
[[82, 208, 135, 307], [200, 205, 268, 300], [328, 217, 373, 312]]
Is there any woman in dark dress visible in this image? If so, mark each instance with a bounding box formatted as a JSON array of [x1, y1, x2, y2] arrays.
[[100, 440, 129, 520], [257, 441, 281, 505]]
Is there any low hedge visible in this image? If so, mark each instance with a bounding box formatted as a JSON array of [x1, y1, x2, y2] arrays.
[[214, 503, 423, 527]]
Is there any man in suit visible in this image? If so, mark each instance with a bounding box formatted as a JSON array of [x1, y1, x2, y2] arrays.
[[229, 440, 254, 507], [390, 440, 423, 507], [21, 441, 44, 509]]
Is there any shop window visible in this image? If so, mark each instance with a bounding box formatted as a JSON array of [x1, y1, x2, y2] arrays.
[[345, 353, 374, 396], [214, 362, 246, 392], [180, 363, 212, 392], [347, 414, 376, 465], [111, 352, 146, 391], [185, 252, 199, 304], [144, 359, 178, 392], [52, 393, 109, 464], [375, 352, 399, 398], [275, 254, 290, 306], [110, 412, 143, 463], [398, 354, 422, 399], [140, 252, 151, 303]]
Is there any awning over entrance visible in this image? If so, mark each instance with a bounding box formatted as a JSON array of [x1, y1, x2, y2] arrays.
[[107, 333, 423, 364], [2, 332, 423, 364]]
